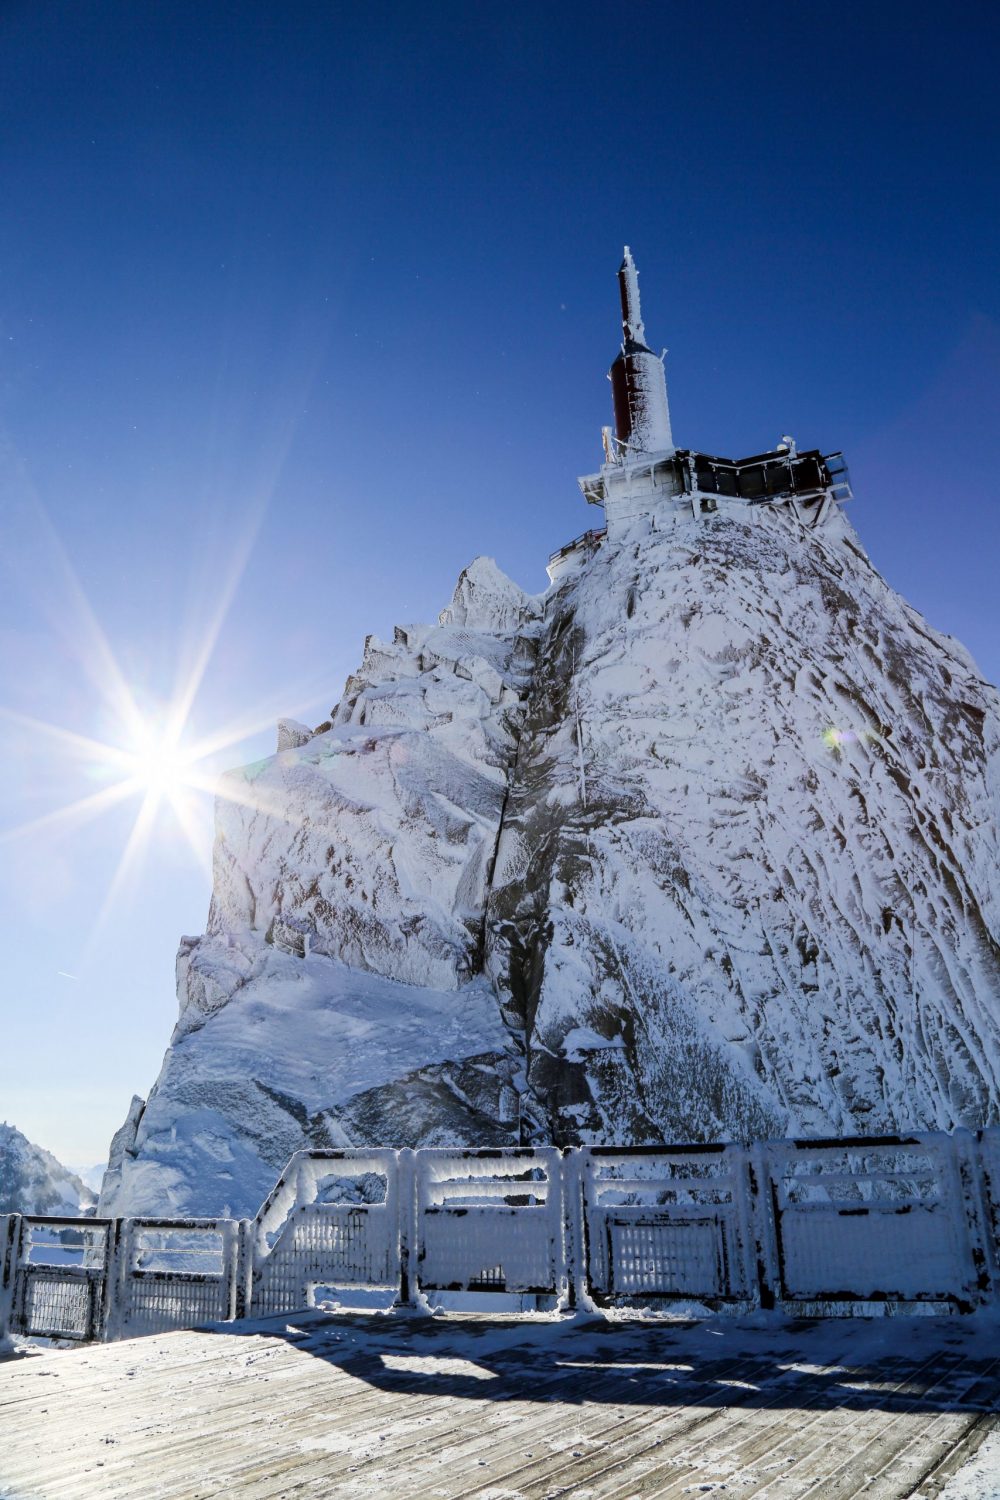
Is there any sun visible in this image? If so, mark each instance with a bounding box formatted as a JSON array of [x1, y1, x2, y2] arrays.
[[0, 485, 337, 959], [121, 727, 196, 801]]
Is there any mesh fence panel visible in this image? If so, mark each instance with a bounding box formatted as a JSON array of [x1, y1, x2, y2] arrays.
[[121, 1276, 229, 1337], [580, 1148, 747, 1303], [21, 1272, 95, 1338], [607, 1214, 724, 1297], [253, 1204, 394, 1316]]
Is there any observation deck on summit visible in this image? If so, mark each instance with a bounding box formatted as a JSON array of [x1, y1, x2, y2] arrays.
[[553, 247, 853, 576]]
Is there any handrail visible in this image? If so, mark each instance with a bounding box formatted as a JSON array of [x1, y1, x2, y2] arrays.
[[2, 1127, 997, 1344]]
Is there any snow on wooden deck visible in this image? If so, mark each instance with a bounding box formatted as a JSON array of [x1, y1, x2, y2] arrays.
[[1, 1311, 999, 1498]]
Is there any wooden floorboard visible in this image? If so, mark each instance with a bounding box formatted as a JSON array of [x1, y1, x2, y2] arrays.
[[1, 1312, 998, 1498]]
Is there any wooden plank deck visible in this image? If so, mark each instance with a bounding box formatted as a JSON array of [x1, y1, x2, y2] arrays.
[[1, 1311, 998, 1498]]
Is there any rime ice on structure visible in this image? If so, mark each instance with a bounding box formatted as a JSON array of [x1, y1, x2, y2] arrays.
[[608, 246, 674, 460], [555, 247, 853, 575]]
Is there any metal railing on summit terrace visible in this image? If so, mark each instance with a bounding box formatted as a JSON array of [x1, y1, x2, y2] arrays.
[[4, 1129, 1000, 1345]]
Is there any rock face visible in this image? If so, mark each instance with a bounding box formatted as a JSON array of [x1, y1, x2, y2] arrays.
[[101, 514, 1000, 1218], [0, 1123, 97, 1216], [487, 506, 1000, 1144], [101, 558, 537, 1217]]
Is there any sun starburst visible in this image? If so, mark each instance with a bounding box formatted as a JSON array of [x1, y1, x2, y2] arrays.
[[0, 495, 331, 951]]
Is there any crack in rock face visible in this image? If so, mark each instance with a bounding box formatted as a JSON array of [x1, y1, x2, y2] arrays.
[[101, 515, 1000, 1217]]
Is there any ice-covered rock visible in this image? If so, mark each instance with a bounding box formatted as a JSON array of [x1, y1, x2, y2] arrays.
[[276, 718, 313, 751], [100, 950, 519, 1218], [101, 558, 539, 1217], [102, 512, 1000, 1216], [486, 503, 1000, 1143]]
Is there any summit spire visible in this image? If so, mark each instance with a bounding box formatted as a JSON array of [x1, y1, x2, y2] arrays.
[[608, 246, 673, 459]]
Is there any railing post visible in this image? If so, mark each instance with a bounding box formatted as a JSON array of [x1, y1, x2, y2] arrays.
[[977, 1127, 1000, 1307], [749, 1141, 780, 1311], [396, 1149, 418, 1308], [950, 1129, 992, 1309], [100, 1218, 129, 1343], [218, 1219, 238, 1322], [730, 1145, 757, 1303], [0, 1214, 20, 1341], [234, 1218, 255, 1321], [562, 1149, 585, 1312]]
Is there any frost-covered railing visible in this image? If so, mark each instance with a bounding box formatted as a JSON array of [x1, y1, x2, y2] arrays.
[[576, 1144, 756, 1306], [414, 1148, 564, 1300], [1, 1215, 113, 1342], [759, 1134, 988, 1311], [250, 1149, 399, 1317], [109, 1218, 240, 1339], [4, 1128, 1000, 1344]]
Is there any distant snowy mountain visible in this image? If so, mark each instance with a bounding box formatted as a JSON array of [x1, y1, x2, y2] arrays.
[[101, 507, 1000, 1219], [0, 1123, 97, 1216]]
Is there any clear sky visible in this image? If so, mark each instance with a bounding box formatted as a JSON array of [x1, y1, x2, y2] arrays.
[[1, 1, 998, 1171]]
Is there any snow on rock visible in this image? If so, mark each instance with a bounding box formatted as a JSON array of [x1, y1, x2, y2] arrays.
[[276, 718, 313, 751], [100, 558, 539, 1218], [104, 507, 1000, 1216], [486, 503, 1000, 1144], [100, 950, 517, 1219], [0, 1123, 97, 1216], [438, 556, 537, 633], [204, 557, 542, 998]]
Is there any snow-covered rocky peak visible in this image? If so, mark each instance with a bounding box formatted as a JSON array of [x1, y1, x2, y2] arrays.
[[438, 555, 539, 633], [102, 507, 1000, 1218], [0, 1123, 97, 1216], [100, 561, 543, 1217]]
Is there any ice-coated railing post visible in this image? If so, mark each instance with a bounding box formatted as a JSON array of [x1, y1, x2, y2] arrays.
[[220, 1219, 240, 1322], [294, 1153, 310, 1210], [234, 1219, 254, 1321], [976, 1127, 1000, 1302], [748, 1142, 779, 1310], [550, 1148, 569, 1309], [0, 1214, 19, 1340], [731, 1146, 759, 1307], [946, 1130, 990, 1310], [561, 1149, 584, 1311], [397, 1148, 417, 1307], [100, 1217, 128, 1343]]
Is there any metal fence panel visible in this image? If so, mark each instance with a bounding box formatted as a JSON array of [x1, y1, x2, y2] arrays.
[[251, 1150, 399, 1317], [115, 1219, 238, 1338], [415, 1148, 564, 1296], [9, 1218, 112, 1341], [765, 1135, 980, 1308], [578, 1145, 753, 1305]]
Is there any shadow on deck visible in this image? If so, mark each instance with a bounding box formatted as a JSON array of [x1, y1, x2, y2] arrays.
[[222, 1308, 1000, 1418]]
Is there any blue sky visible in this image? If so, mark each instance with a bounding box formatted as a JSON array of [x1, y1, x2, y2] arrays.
[[1, 1, 998, 1168]]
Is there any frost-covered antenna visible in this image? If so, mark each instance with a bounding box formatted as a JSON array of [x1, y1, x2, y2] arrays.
[[618, 245, 646, 346], [608, 246, 673, 459]]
